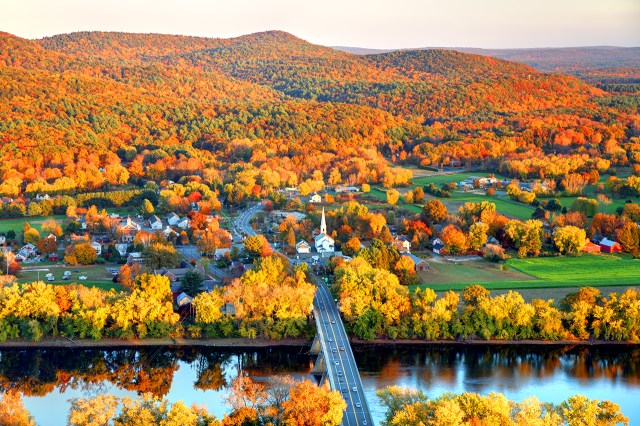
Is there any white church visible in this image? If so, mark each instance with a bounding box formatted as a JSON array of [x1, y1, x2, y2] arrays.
[[314, 207, 335, 253]]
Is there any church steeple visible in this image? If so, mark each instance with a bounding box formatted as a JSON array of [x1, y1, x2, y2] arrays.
[[320, 207, 327, 235]]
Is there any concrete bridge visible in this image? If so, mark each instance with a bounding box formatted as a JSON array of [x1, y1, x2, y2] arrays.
[[235, 204, 375, 425]]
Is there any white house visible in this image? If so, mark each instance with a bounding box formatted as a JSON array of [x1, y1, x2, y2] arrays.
[[296, 239, 311, 254], [393, 236, 412, 253], [177, 218, 190, 229], [115, 243, 128, 257], [309, 193, 322, 203], [149, 215, 163, 230], [432, 238, 445, 255], [167, 213, 180, 226], [176, 292, 193, 307], [90, 241, 102, 256], [314, 208, 335, 253], [163, 226, 179, 239]]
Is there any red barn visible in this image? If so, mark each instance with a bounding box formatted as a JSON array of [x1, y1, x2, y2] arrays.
[[599, 238, 622, 253], [582, 241, 601, 253]]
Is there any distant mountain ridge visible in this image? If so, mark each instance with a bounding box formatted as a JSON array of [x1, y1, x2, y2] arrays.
[[0, 29, 635, 193], [333, 45, 640, 72]]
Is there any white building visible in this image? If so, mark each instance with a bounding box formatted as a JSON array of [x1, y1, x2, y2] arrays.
[[90, 241, 102, 256], [149, 215, 163, 230], [314, 208, 335, 253], [309, 193, 322, 203], [296, 239, 311, 254], [167, 212, 180, 226], [177, 218, 190, 229], [115, 243, 128, 257]]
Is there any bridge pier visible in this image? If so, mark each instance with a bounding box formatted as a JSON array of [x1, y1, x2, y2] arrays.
[[310, 333, 322, 355], [310, 350, 328, 386]]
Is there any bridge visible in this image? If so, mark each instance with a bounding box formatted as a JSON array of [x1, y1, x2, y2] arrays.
[[235, 204, 375, 426]]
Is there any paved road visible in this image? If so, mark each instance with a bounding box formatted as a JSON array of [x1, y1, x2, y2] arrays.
[[313, 280, 373, 426], [175, 245, 226, 279], [237, 203, 374, 425]]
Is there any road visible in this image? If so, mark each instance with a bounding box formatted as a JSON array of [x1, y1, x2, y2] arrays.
[[313, 280, 373, 426], [236, 203, 374, 425]]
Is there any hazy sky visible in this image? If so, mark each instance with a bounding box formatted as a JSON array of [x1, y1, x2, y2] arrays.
[[1, 0, 638, 48]]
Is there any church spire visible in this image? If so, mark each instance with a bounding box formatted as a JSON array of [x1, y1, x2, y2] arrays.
[[320, 207, 327, 235]]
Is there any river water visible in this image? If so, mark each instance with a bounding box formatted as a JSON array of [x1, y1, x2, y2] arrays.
[[3, 344, 638, 425]]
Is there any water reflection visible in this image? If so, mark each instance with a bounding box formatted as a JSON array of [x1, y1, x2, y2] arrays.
[[355, 345, 640, 392], [2, 345, 639, 425], [0, 346, 314, 399]]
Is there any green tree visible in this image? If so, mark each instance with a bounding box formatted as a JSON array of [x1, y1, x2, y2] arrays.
[[23, 227, 41, 245], [144, 242, 180, 269], [181, 270, 204, 295], [141, 198, 155, 217]]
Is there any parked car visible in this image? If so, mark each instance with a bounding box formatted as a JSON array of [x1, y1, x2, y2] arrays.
[[78, 276, 87, 281]]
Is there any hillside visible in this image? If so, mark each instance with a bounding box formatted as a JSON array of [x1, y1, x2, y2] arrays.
[[0, 30, 638, 202], [334, 45, 640, 73]]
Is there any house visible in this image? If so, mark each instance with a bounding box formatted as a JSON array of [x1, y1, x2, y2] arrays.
[[78, 217, 87, 230], [163, 226, 179, 239], [214, 247, 232, 259], [16, 243, 37, 261], [149, 215, 163, 230], [154, 267, 193, 282], [486, 236, 500, 246], [176, 217, 190, 229], [35, 193, 51, 201], [599, 238, 622, 253], [0, 235, 5, 245], [582, 241, 601, 253], [406, 253, 429, 272], [48, 253, 59, 261], [296, 239, 312, 254], [176, 292, 193, 307], [90, 241, 102, 256], [393, 236, 411, 253], [115, 243, 128, 257], [335, 186, 360, 193], [127, 252, 145, 266], [431, 238, 445, 255], [167, 213, 180, 226], [314, 208, 335, 253], [309, 193, 322, 203]]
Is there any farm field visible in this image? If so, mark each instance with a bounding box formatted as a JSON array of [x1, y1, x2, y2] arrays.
[[414, 254, 640, 291], [18, 264, 122, 291]]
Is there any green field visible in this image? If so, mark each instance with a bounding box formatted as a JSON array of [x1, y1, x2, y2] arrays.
[[365, 187, 534, 219], [18, 264, 122, 291], [412, 254, 640, 292]]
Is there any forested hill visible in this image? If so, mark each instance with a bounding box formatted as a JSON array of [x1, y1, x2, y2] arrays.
[[0, 30, 638, 201], [334, 45, 640, 73]]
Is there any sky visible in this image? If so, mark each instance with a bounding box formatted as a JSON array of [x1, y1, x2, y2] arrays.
[[1, 0, 639, 49]]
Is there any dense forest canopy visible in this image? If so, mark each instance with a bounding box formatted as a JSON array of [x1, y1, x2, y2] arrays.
[[0, 30, 638, 200]]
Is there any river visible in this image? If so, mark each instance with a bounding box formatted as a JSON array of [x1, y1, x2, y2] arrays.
[[3, 344, 638, 425]]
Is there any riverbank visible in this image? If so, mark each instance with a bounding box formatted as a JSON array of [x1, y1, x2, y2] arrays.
[[0, 336, 311, 348], [0, 336, 637, 349], [350, 338, 640, 347]]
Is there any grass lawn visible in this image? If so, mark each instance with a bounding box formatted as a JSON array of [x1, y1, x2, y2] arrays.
[[18, 264, 122, 291], [412, 253, 640, 292], [0, 215, 67, 237]]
